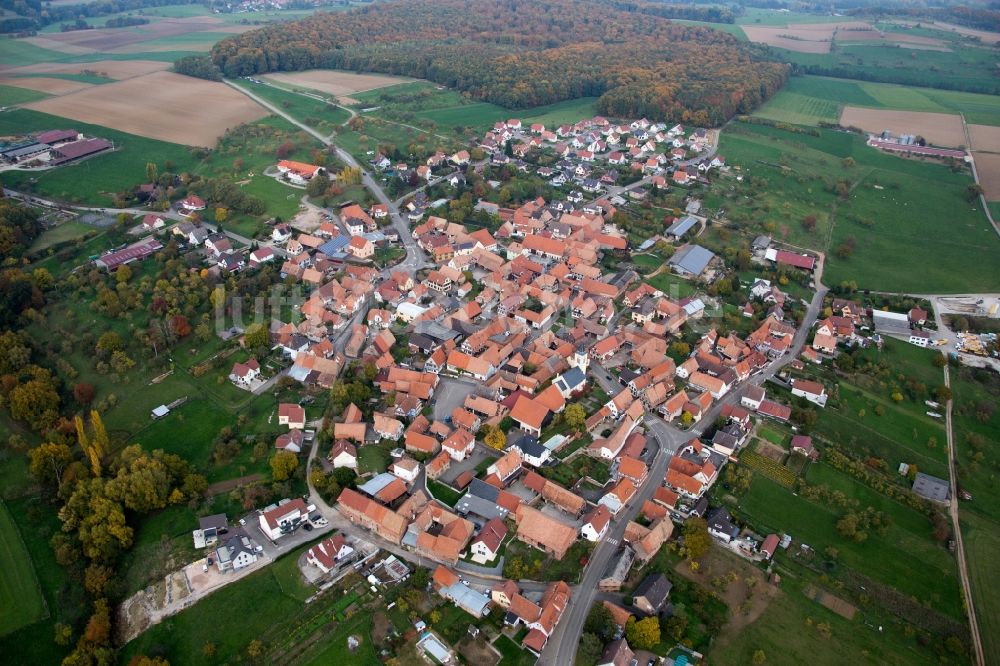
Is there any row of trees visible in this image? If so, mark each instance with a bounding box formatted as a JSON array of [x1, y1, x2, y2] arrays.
[[207, 0, 788, 124]]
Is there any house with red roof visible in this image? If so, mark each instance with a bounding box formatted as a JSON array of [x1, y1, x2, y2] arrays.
[[470, 517, 508, 564], [306, 534, 354, 573], [277, 403, 305, 429], [581, 505, 612, 542]]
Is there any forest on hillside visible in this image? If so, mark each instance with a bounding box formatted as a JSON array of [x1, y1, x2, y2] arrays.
[[208, 0, 788, 125]]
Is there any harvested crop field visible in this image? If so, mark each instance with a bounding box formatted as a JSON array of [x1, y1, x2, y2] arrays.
[[741, 26, 832, 53], [834, 29, 945, 47], [0, 77, 92, 94], [37, 17, 237, 52], [969, 124, 1000, 153], [741, 21, 944, 53], [0, 59, 169, 79], [839, 106, 966, 147], [973, 153, 1000, 200], [24, 71, 267, 146], [23, 36, 94, 55], [263, 70, 412, 97]]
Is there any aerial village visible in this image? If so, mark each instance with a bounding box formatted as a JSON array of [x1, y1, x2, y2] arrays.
[[102, 113, 959, 664]]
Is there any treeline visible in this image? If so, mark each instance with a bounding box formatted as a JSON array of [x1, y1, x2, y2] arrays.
[[208, 0, 788, 125], [173, 54, 222, 81], [104, 15, 148, 27], [610, 0, 737, 23], [848, 5, 1000, 33], [0, 0, 198, 32]]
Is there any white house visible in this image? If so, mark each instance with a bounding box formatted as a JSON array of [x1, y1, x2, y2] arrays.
[[580, 505, 611, 542], [306, 534, 354, 573], [141, 214, 165, 231], [272, 223, 292, 243], [258, 498, 311, 541], [741, 385, 765, 411], [469, 518, 507, 565], [215, 535, 258, 572], [229, 359, 261, 386], [790, 379, 828, 408], [391, 457, 420, 484], [249, 247, 276, 267], [329, 440, 358, 470], [275, 401, 304, 428], [509, 436, 551, 468]]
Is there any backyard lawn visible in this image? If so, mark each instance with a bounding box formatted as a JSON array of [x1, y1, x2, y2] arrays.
[[427, 479, 463, 507], [494, 634, 535, 666]]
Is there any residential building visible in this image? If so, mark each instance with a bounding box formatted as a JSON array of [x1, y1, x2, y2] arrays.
[[258, 498, 311, 541], [633, 573, 672, 615]]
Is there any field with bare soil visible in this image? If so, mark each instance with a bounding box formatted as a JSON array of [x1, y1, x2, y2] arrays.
[[0, 77, 92, 94], [839, 106, 966, 147], [263, 70, 411, 98], [741, 25, 833, 53], [24, 71, 267, 146], [34, 17, 240, 52], [0, 59, 169, 79], [969, 124, 1000, 153], [972, 153, 1000, 200], [834, 29, 946, 47], [742, 21, 948, 53]]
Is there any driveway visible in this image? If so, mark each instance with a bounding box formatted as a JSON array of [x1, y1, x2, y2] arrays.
[[438, 446, 495, 486], [238, 508, 332, 560], [432, 375, 480, 421]]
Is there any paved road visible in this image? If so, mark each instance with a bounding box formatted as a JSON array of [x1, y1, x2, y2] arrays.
[[540, 415, 685, 666], [942, 362, 986, 666], [226, 79, 428, 277], [542, 256, 829, 663]]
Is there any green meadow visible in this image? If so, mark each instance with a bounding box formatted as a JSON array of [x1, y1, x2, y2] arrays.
[[711, 121, 1000, 292], [755, 75, 1000, 127]]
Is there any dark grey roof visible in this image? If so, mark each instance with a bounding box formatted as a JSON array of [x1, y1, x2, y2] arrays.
[[413, 320, 460, 342], [513, 435, 546, 459], [408, 333, 436, 352], [707, 506, 739, 537], [668, 244, 715, 276], [634, 573, 672, 609], [455, 493, 507, 521], [555, 367, 586, 393], [711, 430, 739, 449], [199, 513, 228, 531], [468, 478, 500, 503], [912, 472, 950, 502]]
